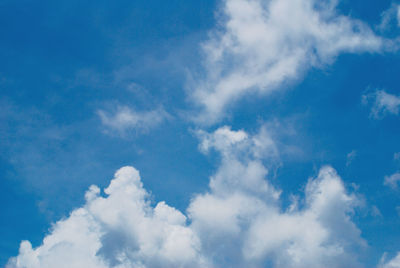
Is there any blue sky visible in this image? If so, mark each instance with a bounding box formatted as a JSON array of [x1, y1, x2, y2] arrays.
[[1, 0, 400, 267]]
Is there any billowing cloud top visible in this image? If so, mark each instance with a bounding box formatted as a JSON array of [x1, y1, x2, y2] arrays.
[[8, 126, 370, 268], [5, 0, 400, 267]]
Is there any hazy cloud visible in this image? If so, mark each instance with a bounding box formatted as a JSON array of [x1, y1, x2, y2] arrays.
[[98, 106, 170, 136], [384, 172, 400, 189], [346, 150, 357, 167], [371, 205, 383, 218], [378, 3, 400, 32], [363, 90, 400, 119]]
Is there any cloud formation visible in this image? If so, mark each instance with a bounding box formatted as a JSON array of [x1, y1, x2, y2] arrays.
[[379, 252, 400, 268], [7, 167, 207, 268], [378, 3, 400, 32], [346, 150, 357, 167], [191, 0, 386, 123], [98, 106, 170, 136], [363, 90, 400, 119], [384, 172, 400, 190], [8, 126, 367, 268]]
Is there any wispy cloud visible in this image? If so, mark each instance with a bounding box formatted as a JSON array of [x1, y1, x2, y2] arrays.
[[98, 106, 170, 136], [384, 172, 400, 189], [190, 0, 388, 123], [363, 89, 400, 119], [379, 252, 400, 268], [377, 3, 400, 32], [371, 205, 383, 218], [346, 150, 357, 167]]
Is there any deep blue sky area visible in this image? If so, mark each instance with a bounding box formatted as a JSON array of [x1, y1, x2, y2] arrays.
[[1, 0, 400, 267]]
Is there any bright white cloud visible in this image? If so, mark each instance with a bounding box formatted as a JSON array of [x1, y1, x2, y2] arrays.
[[8, 126, 368, 267], [379, 252, 400, 268], [7, 166, 207, 268], [363, 90, 400, 119], [190, 126, 365, 267], [384, 172, 400, 189], [191, 0, 386, 123], [98, 106, 170, 135]]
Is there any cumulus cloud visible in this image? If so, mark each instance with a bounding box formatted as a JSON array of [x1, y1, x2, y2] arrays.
[[363, 90, 400, 119], [8, 126, 367, 268], [191, 0, 387, 123], [384, 172, 400, 189], [190, 126, 365, 267], [98, 106, 170, 135], [7, 166, 207, 268]]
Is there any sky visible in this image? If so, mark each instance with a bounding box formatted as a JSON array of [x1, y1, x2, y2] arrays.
[[1, 0, 400, 267]]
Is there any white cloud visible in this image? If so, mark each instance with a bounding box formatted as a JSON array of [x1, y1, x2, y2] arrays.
[[379, 252, 400, 268], [98, 106, 170, 135], [7, 166, 207, 268], [191, 0, 386, 123], [363, 90, 400, 119], [190, 127, 365, 267], [8, 126, 369, 267], [384, 172, 400, 189], [197, 125, 279, 162]]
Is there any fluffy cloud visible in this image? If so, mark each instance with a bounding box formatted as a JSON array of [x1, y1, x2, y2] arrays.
[[363, 90, 400, 119], [384, 172, 400, 189], [7, 166, 207, 268], [191, 0, 387, 123], [98, 106, 170, 135], [8, 126, 367, 267], [189, 126, 365, 267]]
